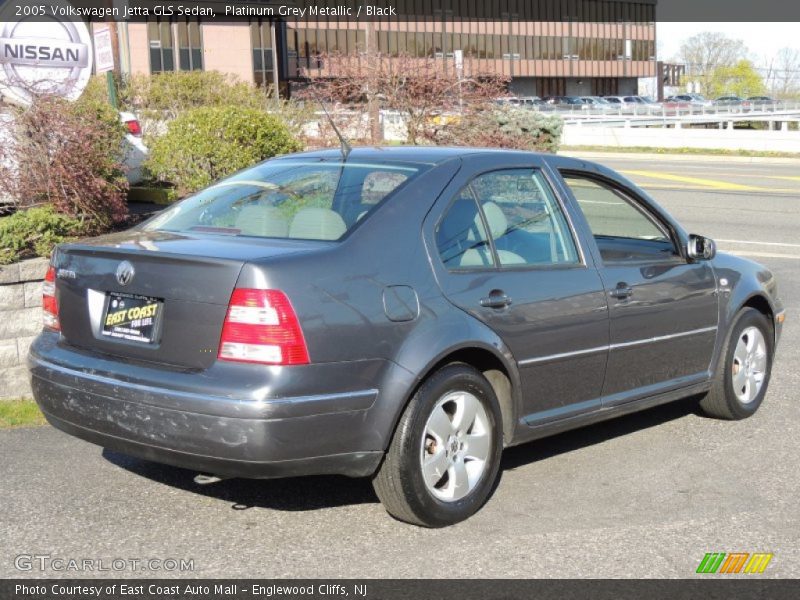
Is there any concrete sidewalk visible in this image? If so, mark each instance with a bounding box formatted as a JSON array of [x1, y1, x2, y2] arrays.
[[559, 149, 800, 165]]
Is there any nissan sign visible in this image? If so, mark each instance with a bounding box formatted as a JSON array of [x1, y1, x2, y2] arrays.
[[0, 1, 93, 106]]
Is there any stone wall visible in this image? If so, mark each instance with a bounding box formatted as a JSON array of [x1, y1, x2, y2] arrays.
[[0, 258, 47, 399]]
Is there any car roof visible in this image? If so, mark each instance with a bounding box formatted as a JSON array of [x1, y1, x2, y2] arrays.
[[277, 147, 625, 172], [273, 146, 561, 165]]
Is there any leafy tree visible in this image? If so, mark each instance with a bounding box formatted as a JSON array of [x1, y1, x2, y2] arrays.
[[710, 59, 766, 98], [679, 32, 747, 96]]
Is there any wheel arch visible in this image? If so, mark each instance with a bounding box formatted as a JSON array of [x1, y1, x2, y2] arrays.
[[742, 293, 775, 326], [388, 340, 522, 449], [416, 346, 518, 446]]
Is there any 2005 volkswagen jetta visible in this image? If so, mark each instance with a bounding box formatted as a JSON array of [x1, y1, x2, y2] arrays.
[[30, 148, 784, 527]]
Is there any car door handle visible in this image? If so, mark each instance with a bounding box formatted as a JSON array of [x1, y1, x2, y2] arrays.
[[480, 291, 513, 309], [609, 284, 634, 299]]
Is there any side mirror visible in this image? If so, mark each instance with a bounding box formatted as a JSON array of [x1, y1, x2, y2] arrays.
[[687, 234, 716, 261]]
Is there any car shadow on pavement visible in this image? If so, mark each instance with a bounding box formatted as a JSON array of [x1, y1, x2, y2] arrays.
[[102, 395, 702, 512], [500, 395, 703, 471], [102, 448, 379, 511]]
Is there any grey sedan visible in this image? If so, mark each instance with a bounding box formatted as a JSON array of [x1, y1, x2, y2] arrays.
[[30, 148, 785, 527]]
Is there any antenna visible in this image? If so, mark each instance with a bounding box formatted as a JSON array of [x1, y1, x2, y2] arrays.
[[312, 91, 352, 161]]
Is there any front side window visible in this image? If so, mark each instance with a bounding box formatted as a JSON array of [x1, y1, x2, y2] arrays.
[[437, 169, 580, 270], [144, 161, 423, 241], [561, 173, 677, 262]]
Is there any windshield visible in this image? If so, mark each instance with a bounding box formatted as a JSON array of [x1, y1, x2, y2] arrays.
[[144, 160, 426, 241]]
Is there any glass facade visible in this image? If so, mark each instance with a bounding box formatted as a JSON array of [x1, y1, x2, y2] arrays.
[[366, 31, 654, 62], [137, 2, 656, 95]]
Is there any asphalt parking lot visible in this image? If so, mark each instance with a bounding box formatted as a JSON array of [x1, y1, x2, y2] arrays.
[[1, 155, 798, 579]]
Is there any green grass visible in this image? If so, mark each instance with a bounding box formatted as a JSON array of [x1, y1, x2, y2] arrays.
[[560, 145, 800, 159], [0, 398, 47, 429]]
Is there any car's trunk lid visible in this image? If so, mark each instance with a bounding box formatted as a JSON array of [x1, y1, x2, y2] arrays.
[[53, 230, 325, 369]]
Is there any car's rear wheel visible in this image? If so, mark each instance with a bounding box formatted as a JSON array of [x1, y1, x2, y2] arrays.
[[372, 363, 503, 527], [699, 308, 773, 420]]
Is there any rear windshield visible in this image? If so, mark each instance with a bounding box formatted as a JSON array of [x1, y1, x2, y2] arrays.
[[143, 160, 426, 241]]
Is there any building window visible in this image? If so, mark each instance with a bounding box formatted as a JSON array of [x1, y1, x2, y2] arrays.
[[177, 22, 203, 71], [148, 21, 174, 72], [251, 21, 275, 89], [148, 20, 203, 73]]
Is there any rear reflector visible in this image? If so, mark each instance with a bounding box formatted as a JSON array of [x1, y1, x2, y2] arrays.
[[42, 266, 60, 331], [218, 289, 309, 366]]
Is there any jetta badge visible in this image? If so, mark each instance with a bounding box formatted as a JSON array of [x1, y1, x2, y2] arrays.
[[116, 261, 135, 286]]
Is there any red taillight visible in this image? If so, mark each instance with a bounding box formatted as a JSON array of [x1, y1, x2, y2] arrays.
[[125, 119, 142, 137], [42, 266, 60, 331], [218, 289, 309, 366]]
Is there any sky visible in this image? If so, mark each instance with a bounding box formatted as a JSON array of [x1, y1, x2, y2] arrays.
[[657, 23, 800, 66]]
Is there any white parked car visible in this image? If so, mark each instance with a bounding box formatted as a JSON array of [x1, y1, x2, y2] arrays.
[[119, 111, 148, 185]]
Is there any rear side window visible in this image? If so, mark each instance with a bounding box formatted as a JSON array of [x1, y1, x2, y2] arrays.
[[144, 161, 424, 241], [436, 191, 495, 270]]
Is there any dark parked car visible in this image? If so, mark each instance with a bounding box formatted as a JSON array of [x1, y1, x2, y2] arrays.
[[714, 95, 749, 107], [30, 148, 785, 527], [747, 96, 779, 107]]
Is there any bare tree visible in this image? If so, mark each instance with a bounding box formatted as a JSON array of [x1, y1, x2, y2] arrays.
[[679, 32, 747, 95], [772, 48, 800, 98], [302, 53, 508, 144]]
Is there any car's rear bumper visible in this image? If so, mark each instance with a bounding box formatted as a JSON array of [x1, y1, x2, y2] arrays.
[[28, 335, 389, 479]]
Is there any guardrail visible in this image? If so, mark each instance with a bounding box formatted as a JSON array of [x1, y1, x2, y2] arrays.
[[544, 103, 800, 128], [534, 102, 800, 119]]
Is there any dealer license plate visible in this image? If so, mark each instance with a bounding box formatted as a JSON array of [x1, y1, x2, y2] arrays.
[[101, 292, 162, 344]]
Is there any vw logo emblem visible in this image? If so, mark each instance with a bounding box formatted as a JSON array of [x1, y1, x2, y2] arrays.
[[116, 261, 135, 286]]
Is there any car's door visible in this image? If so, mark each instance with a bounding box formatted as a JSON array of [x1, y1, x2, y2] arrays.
[[426, 156, 610, 424], [558, 170, 719, 406]]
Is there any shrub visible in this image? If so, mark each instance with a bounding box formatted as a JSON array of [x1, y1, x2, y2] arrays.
[[0, 206, 84, 264], [0, 95, 129, 229], [125, 71, 313, 140], [129, 71, 263, 115], [145, 105, 303, 196], [437, 106, 564, 153]]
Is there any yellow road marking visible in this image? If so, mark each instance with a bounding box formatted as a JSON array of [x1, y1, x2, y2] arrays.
[[621, 170, 764, 191], [664, 171, 800, 184], [761, 175, 800, 182]]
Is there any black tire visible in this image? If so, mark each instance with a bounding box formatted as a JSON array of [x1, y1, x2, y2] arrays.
[[699, 308, 774, 420], [372, 363, 503, 527]]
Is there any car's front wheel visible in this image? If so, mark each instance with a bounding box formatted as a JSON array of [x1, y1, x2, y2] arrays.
[[700, 308, 774, 420], [372, 363, 503, 527]]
